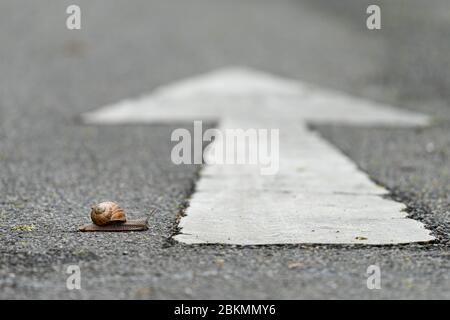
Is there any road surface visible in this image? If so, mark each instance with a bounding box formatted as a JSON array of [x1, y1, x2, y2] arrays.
[[1, 0, 450, 299]]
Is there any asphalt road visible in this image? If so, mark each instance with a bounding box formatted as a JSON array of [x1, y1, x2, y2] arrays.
[[1, 0, 450, 299]]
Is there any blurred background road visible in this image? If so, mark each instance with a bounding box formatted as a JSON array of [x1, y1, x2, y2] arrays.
[[0, 0, 450, 299]]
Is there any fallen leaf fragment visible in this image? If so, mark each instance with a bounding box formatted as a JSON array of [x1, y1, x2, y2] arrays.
[[11, 225, 35, 231]]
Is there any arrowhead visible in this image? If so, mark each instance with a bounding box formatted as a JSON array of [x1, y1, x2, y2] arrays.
[[82, 66, 431, 127], [154, 66, 303, 98]]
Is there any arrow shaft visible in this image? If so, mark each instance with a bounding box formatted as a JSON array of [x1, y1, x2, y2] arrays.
[[175, 117, 432, 245]]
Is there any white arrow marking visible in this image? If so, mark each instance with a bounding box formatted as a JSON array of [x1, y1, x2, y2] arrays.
[[83, 67, 434, 245]]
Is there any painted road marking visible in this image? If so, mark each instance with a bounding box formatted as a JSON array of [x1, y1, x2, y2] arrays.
[[83, 67, 434, 245]]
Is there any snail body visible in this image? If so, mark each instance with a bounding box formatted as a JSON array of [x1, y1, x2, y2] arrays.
[[90, 201, 126, 226]]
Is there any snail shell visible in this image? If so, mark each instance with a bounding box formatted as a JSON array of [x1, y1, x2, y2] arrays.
[[90, 201, 126, 226]]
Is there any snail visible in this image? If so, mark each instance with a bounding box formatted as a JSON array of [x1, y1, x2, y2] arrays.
[[78, 201, 150, 232], [90, 201, 126, 226]]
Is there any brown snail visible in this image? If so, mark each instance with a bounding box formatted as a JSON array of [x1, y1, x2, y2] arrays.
[[90, 201, 126, 226], [78, 201, 151, 232]]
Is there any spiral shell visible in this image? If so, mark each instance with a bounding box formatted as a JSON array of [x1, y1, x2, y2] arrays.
[[90, 201, 126, 226]]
